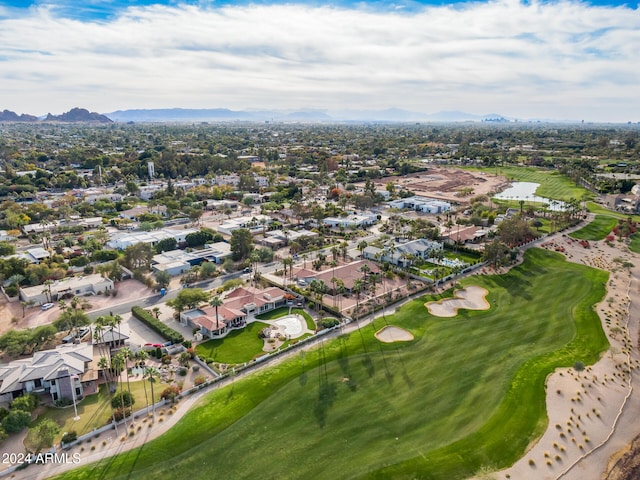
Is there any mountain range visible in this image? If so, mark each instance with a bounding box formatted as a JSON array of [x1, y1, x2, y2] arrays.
[[106, 108, 509, 123], [0, 107, 112, 123], [0, 107, 509, 124]]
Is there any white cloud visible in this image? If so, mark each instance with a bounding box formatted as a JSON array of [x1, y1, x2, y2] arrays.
[[0, 0, 638, 121]]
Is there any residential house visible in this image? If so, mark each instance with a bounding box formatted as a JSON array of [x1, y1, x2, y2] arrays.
[[364, 238, 444, 267], [180, 285, 287, 339], [0, 343, 98, 403], [216, 215, 273, 236], [323, 213, 378, 229], [388, 196, 451, 214], [441, 225, 488, 245], [91, 328, 129, 350], [106, 228, 198, 250], [151, 242, 231, 276], [180, 304, 247, 338], [19, 274, 115, 305], [119, 205, 167, 221]]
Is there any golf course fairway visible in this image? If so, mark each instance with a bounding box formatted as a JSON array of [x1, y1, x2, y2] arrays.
[[56, 248, 609, 480]]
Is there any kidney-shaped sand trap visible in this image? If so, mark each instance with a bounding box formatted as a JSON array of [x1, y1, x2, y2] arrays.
[[425, 285, 490, 317], [375, 325, 414, 343]]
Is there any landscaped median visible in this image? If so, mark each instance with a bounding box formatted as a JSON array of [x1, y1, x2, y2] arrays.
[[55, 248, 609, 480], [131, 306, 184, 344]]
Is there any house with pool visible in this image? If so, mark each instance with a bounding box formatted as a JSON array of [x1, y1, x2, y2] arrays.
[[180, 286, 288, 339]]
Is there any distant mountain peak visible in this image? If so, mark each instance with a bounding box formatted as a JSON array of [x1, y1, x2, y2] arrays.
[[0, 109, 38, 122], [44, 107, 113, 123]]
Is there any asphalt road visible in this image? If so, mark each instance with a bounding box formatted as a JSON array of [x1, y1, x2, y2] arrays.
[[88, 270, 245, 319]]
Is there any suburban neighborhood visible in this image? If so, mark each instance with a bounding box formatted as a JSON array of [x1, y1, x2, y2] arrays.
[[0, 120, 639, 480]]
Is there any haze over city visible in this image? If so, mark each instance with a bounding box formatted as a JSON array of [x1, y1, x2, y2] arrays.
[[0, 0, 639, 122]]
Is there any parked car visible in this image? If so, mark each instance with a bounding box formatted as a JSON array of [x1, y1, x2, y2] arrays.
[[243, 267, 253, 273], [41, 303, 55, 311]]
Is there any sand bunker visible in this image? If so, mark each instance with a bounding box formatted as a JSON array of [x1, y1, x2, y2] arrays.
[[375, 325, 414, 343], [425, 285, 490, 317]]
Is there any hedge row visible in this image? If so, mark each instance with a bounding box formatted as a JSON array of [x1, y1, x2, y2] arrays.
[[131, 306, 184, 344]]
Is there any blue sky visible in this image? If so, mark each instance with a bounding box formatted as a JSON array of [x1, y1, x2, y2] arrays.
[[0, 0, 639, 121]]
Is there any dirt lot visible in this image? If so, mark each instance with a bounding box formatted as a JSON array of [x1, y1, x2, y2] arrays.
[[373, 167, 509, 204], [0, 278, 154, 335]]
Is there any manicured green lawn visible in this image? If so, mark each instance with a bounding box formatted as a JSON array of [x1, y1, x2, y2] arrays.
[[587, 202, 640, 222], [194, 321, 268, 364], [445, 247, 481, 262], [479, 166, 590, 201], [629, 234, 640, 253], [56, 248, 609, 480], [33, 378, 170, 443], [256, 307, 316, 330], [570, 215, 618, 240]]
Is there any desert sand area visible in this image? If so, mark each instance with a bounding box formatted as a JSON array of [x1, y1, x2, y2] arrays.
[[374, 325, 414, 343], [475, 229, 640, 480], [425, 285, 490, 317]]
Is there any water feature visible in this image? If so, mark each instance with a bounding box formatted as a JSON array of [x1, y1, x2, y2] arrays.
[[493, 182, 567, 211]]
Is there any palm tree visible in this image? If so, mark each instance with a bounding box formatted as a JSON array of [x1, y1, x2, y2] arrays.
[[360, 263, 371, 281], [111, 352, 128, 426], [113, 314, 123, 344], [135, 350, 150, 408], [451, 264, 464, 288], [283, 256, 294, 283], [98, 356, 119, 433], [120, 347, 134, 400], [336, 279, 346, 312], [7, 274, 25, 289], [340, 241, 348, 261], [42, 279, 53, 303], [330, 276, 339, 308], [209, 295, 224, 331], [144, 367, 160, 415], [357, 240, 368, 259], [316, 280, 328, 313], [352, 278, 365, 316]]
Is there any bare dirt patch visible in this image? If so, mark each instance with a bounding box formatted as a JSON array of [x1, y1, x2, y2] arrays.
[[373, 167, 508, 204], [425, 285, 490, 317], [375, 325, 414, 343]]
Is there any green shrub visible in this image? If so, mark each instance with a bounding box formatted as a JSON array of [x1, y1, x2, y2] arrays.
[[4, 285, 18, 297], [111, 391, 135, 409], [54, 397, 73, 407], [160, 385, 181, 402], [113, 407, 132, 421], [61, 430, 78, 444], [2, 409, 30, 433], [321, 318, 340, 329], [10, 393, 39, 412], [131, 306, 184, 344]]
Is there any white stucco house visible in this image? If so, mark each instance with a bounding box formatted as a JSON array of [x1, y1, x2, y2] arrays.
[[19, 274, 115, 305]]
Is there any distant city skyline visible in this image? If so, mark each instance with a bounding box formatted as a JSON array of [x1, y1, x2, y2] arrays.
[[0, 0, 639, 122]]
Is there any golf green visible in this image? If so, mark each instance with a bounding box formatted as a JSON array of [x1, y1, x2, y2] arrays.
[[57, 248, 609, 480]]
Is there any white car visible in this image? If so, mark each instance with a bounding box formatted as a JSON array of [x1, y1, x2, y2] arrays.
[[41, 303, 55, 311]]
